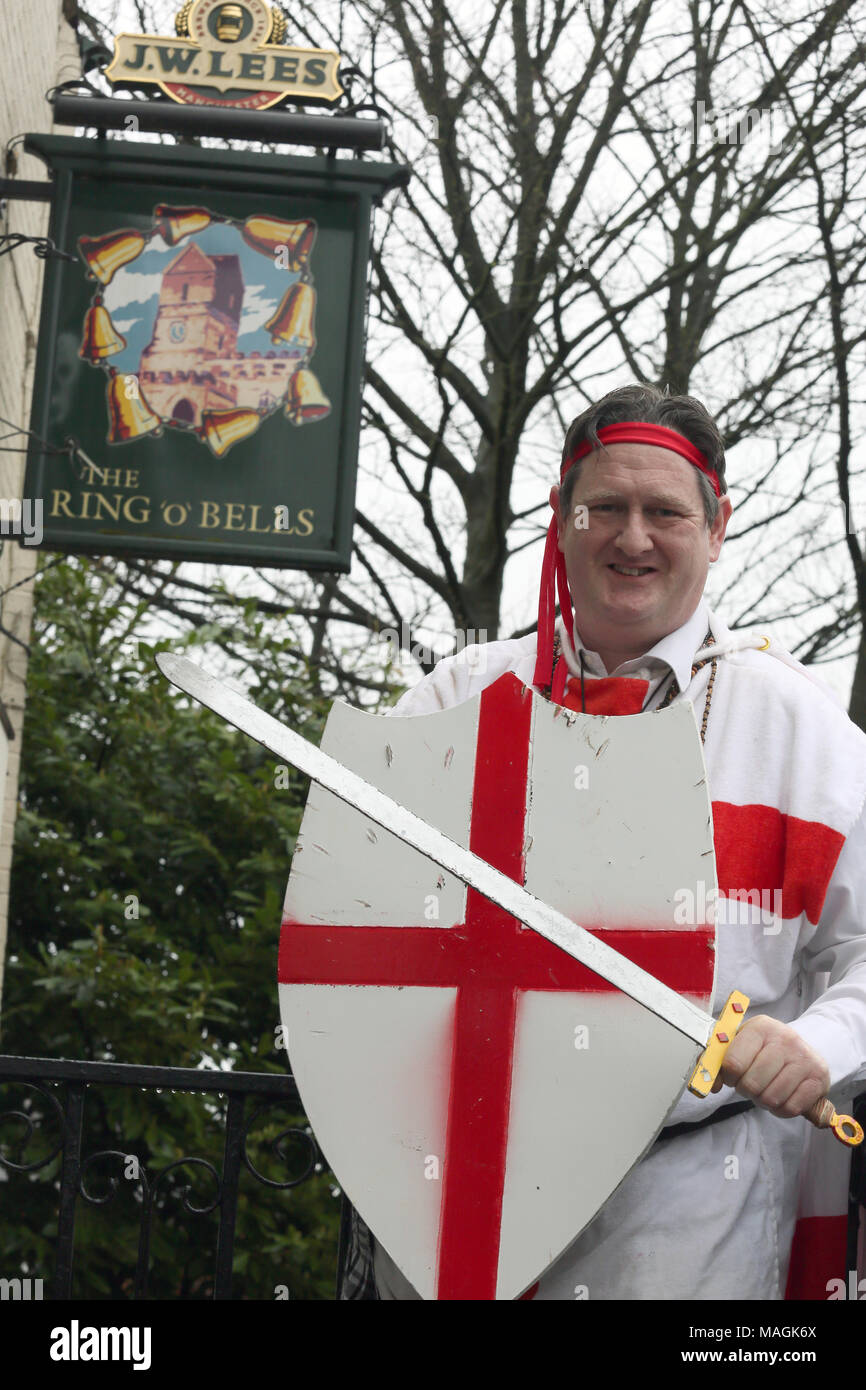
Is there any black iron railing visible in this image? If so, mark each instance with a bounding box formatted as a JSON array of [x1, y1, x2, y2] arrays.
[[3, 1054, 864, 1300], [0, 1054, 336, 1300]]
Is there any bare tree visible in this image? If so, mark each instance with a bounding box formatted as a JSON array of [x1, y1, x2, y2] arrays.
[[300, 0, 866, 704]]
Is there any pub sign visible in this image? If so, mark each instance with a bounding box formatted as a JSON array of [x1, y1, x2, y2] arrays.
[[24, 135, 406, 569]]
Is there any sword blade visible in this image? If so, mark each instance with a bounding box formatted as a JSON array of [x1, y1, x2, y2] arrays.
[[157, 653, 713, 1049]]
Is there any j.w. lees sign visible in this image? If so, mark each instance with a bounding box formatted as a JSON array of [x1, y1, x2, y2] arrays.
[[105, 0, 343, 110]]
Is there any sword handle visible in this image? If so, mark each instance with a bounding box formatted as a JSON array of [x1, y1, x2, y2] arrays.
[[688, 990, 750, 1097], [691, 994, 864, 1147], [805, 1098, 864, 1147]]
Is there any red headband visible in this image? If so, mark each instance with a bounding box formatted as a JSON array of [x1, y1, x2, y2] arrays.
[[533, 421, 722, 702], [561, 422, 721, 497]]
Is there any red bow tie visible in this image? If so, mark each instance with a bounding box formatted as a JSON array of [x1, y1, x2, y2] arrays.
[[561, 675, 649, 716]]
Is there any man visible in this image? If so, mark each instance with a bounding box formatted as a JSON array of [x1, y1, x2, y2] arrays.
[[337, 382, 866, 1300]]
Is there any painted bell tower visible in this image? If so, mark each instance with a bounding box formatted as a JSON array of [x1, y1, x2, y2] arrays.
[[138, 238, 303, 424], [142, 242, 242, 368]]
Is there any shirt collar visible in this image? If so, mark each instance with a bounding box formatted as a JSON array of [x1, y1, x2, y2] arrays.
[[559, 600, 711, 691]]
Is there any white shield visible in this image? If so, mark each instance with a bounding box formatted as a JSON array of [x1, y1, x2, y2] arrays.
[[279, 673, 717, 1299]]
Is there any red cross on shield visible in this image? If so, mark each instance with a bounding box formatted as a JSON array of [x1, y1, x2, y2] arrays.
[[279, 674, 716, 1299]]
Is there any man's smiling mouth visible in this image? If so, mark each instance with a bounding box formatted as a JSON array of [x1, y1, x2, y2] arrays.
[[608, 564, 655, 576]]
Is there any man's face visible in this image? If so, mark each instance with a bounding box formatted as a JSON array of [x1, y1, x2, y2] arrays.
[[551, 444, 732, 664]]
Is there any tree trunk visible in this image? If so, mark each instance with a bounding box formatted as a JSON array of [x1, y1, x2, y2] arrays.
[[847, 624, 866, 733]]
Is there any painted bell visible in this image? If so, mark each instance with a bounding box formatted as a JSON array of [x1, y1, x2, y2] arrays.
[[78, 230, 147, 286], [241, 217, 316, 269], [200, 407, 261, 457], [264, 282, 316, 349], [106, 370, 162, 443], [79, 301, 126, 361], [285, 369, 331, 425], [154, 205, 213, 246]]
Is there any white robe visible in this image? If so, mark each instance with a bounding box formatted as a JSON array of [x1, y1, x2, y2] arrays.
[[372, 605, 866, 1300]]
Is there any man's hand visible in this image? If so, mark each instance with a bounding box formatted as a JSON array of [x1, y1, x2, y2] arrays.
[[711, 1014, 830, 1118]]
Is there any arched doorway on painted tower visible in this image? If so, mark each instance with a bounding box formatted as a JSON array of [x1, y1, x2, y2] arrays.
[[171, 398, 196, 424]]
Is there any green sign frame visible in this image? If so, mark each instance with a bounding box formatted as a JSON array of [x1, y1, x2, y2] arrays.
[[24, 134, 406, 570]]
